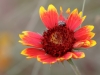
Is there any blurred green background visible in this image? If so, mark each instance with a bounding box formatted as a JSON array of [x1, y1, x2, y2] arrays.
[[0, 0, 100, 75]]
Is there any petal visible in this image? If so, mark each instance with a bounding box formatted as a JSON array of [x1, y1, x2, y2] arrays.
[[22, 31, 43, 39], [37, 54, 57, 64], [19, 31, 43, 48], [82, 40, 96, 48], [60, 6, 63, 14], [21, 48, 45, 58], [66, 8, 70, 14], [79, 12, 82, 17], [58, 52, 72, 61], [59, 7, 65, 21], [72, 52, 85, 59], [82, 16, 86, 22], [89, 40, 96, 47], [39, 4, 58, 29], [73, 41, 84, 48], [81, 40, 90, 48], [66, 8, 86, 31], [74, 25, 94, 37], [75, 32, 95, 40], [74, 40, 96, 48]]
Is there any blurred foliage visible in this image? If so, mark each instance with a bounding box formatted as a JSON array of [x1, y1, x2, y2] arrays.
[[0, 32, 13, 73]]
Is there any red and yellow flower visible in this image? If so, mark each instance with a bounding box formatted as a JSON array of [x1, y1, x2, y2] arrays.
[[19, 4, 96, 64]]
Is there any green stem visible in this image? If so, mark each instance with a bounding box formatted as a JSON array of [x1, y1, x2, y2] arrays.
[[82, 0, 86, 16], [68, 59, 81, 75], [80, 0, 86, 28]]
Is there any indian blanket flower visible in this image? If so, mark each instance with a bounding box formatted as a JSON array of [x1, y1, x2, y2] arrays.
[[19, 4, 96, 64]]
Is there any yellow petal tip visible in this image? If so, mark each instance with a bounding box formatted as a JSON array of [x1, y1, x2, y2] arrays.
[[80, 53, 85, 58], [39, 6, 46, 17], [19, 34, 24, 39], [22, 31, 26, 33], [48, 4, 57, 11], [26, 57, 32, 58], [90, 40, 97, 47], [66, 8, 70, 14], [18, 40, 22, 43], [72, 8, 78, 14], [60, 6, 63, 13], [21, 49, 27, 56], [79, 11, 83, 17], [86, 25, 94, 31], [82, 16, 86, 22]]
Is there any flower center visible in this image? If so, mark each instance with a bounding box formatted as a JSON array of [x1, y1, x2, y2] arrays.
[[42, 24, 76, 57]]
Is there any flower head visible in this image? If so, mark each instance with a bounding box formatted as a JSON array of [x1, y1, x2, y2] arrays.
[[19, 4, 96, 64]]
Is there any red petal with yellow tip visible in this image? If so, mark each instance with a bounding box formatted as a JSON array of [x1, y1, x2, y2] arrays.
[[89, 40, 96, 47], [19, 31, 43, 48], [39, 4, 58, 29], [74, 40, 96, 48], [37, 54, 57, 64], [74, 25, 94, 37], [21, 48, 45, 58], [60, 52, 72, 60], [59, 7, 65, 21], [66, 9, 85, 31], [75, 32, 95, 40], [82, 40, 96, 48], [66, 8, 70, 14], [73, 41, 84, 48], [23, 31, 43, 39], [81, 40, 90, 48], [72, 52, 85, 59]]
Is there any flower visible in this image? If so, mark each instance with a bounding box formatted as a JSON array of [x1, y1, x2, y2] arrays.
[[19, 4, 96, 64]]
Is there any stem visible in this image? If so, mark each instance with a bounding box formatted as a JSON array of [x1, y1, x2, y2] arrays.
[[82, 0, 86, 16], [80, 0, 86, 28], [68, 59, 81, 75]]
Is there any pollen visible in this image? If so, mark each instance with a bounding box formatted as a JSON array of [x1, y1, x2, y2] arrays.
[[42, 24, 76, 57], [50, 32, 63, 44]]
